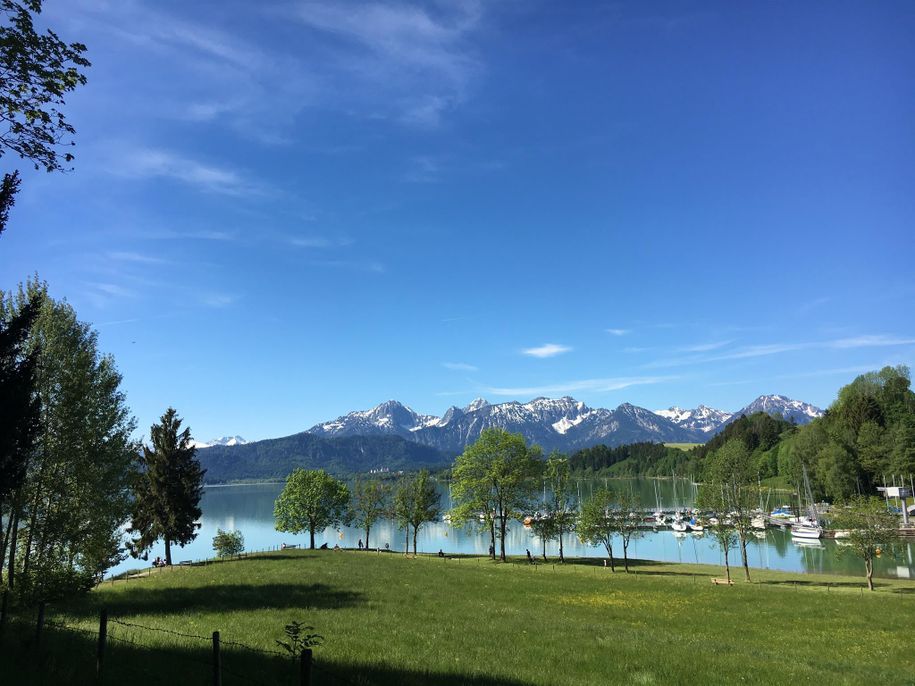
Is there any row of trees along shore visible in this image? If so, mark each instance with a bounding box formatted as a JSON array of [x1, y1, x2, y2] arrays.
[[276, 398, 910, 590]]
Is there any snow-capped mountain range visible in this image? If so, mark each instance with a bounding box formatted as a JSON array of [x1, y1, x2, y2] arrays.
[[192, 435, 248, 449], [308, 394, 823, 454]]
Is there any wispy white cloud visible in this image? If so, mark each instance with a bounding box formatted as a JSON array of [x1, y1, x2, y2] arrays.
[[645, 334, 915, 369], [679, 340, 733, 353], [707, 364, 878, 388], [200, 293, 239, 308], [828, 335, 915, 349], [90, 282, 136, 298], [443, 362, 478, 372], [403, 155, 444, 183], [304, 259, 385, 274], [521, 343, 572, 358], [115, 148, 263, 197], [290, 236, 354, 248], [106, 250, 168, 265], [797, 296, 831, 315], [485, 375, 675, 397], [82, 281, 137, 308], [292, 0, 483, 127], [605, 328, 630, 336]]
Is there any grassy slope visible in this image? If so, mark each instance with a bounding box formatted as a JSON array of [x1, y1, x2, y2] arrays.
[[5, 551, 915, 685]]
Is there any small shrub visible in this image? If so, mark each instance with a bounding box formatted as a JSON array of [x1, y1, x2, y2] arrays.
[[212, 529, 244, 558], [276, 620, 323, 660]]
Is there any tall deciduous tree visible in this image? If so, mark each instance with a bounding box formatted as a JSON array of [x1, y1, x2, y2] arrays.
[[578, 487, 618, 572], [698, 483, 739, 583], [1, 279, 137, 599], [394, 469, 440, 556], [351, 478, 389, 550], [544, 452, 575, 562], [529, 514, 557, 561], [704, 438, 758, 582], [612, 491, 643, 573], [831, 496, 900, 591], [452, 429, 541, 562], [128, 408, 205, 566], [274, 469, 349, 550]]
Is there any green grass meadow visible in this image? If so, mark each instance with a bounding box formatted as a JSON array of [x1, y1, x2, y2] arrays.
[[3, 550, 914, 685]]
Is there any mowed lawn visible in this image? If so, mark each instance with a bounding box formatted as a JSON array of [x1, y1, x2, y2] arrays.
[[7, 550, 915, 685]]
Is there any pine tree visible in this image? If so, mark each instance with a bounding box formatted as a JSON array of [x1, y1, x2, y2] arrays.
[[129, 408, 205, 565]]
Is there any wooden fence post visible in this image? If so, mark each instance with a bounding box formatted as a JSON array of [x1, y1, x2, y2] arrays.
[[300, 648, 312, 686], [35, 601, 45, 647], [212, 631, 222, 686], [97, 608, 107, 684]]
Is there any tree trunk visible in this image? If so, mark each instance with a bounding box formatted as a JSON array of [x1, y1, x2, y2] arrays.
[[309, 527, 316, 550], [404, 524, 409, 555], [498, 515, 507, 562], [559, 527, 565, 563], [364, 526, 370, 551], [622, 541, 629, 573], [605, 543, 615, 572], [412, 526, 418, 556], [0, 499, 11, 586], [724, 546, 731, 583], [488, 519, 496, 559], [164, 537, 172, 565], [865, 557, 874, 591], [5, 510, 19, 590], [541, 535, 547, 561], [740, 534, 750, 582]]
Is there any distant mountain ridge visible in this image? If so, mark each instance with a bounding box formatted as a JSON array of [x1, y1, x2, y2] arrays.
[[195, 394, 823, 482], [308, 394, 824, 454]]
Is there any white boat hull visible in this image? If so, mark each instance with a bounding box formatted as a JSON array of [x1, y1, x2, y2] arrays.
[[790, 525, 822, 540]]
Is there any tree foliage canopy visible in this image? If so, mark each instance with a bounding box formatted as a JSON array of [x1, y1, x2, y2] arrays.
[[1, 278, 137, 600], [0, 0, 90, 172], [274, 468, 350, 549]]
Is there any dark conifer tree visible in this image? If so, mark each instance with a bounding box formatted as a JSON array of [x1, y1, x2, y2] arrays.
[[0, 296, 39, 586], [129, 408, 205, 565]]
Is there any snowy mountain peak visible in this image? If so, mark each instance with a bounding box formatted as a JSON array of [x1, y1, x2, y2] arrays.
[[307, 393, 823, 452], [193, 435, 247, 449], [653, 405, 734, 434], [465, 397, 490, 412], [736, 395, 823, 422]]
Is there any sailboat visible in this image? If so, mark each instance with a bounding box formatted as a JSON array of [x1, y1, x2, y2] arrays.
[[791, 465, 822, 540]]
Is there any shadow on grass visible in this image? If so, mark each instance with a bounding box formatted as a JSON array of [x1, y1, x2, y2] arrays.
[[73, 582, 365, 618], [1, 621, 533, 686]]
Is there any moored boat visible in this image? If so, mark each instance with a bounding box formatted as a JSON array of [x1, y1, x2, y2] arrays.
[[790, 524, 822, 540]]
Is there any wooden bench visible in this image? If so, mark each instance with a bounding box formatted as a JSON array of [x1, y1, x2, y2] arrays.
[[711, 577, 734, 586]]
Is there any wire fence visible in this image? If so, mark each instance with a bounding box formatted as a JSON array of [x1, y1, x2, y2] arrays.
[[99, 545, 298, 584], [0, 598, 365, 686]]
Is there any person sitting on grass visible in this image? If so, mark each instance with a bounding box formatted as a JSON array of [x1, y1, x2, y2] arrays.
[[438, 549, 445, 558]]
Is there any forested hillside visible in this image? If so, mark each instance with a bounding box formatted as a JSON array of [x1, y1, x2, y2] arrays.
[[567, 366, 915, 504], [776, 365, 915, 500], [198, 433, 448, 482]]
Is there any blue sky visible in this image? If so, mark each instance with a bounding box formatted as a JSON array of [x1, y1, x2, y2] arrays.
[[1, 0, 914, 441]]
